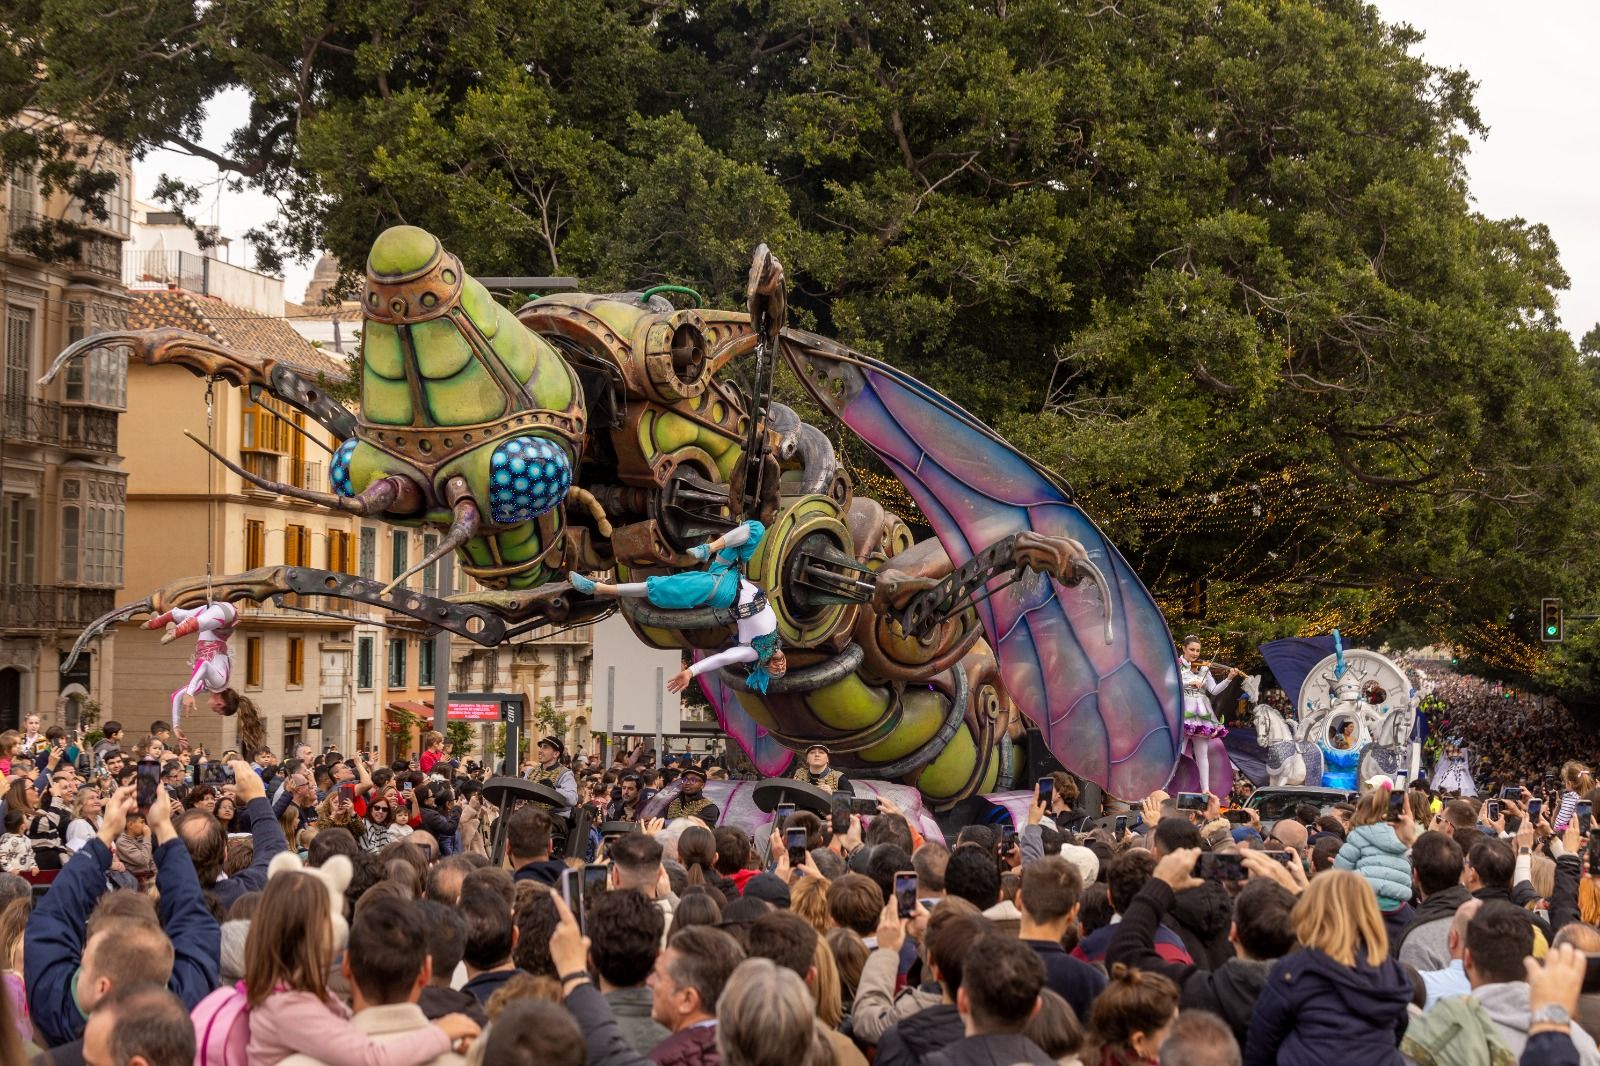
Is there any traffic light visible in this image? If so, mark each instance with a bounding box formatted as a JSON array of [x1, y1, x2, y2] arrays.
[[1541, 597, 1563, 643]]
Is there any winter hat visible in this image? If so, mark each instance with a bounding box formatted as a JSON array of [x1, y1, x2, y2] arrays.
[[1057, 843, 1100, 886], [267, 850, 354, 951], [742, 872, 792, 909]]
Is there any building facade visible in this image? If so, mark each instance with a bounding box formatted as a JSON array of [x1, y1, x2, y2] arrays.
[[112, 221, 597, 762], [0, 143, 132, 731]]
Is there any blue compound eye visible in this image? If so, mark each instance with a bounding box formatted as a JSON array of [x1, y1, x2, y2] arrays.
[[487, 436, 571, 524], [329, 439, 360, 497]]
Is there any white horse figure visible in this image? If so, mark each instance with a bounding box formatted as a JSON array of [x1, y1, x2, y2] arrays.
[[1359, 702, 1415, 788], [1254, 704, 1324, 787]]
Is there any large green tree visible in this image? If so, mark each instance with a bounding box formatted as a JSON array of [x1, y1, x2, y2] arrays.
[[8, 0, 1598, 691]]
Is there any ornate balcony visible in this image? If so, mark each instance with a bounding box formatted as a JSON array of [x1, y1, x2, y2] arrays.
[[1, 397, 61, 446], [0, 585, 116, 633], [61, 405, 119, 453]]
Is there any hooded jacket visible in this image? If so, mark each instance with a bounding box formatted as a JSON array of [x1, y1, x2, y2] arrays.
[[1104, 879, 1270, 1049], [1186, 957, 1272, 1049], [1400, 993, 1516, 1066], [1244, 947, 1413, 1066], [513, 858, 568, 887], [1334, 823, 1414, 907], [1397, 885, 1474, 971], [875, 1004, 965, 1066], [1471, 981, 1600, 1066], [1165, 879, 1235, 970]]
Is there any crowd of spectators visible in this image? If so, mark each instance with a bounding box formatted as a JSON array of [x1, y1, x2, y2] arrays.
[[0, 708, 1595, 1066]]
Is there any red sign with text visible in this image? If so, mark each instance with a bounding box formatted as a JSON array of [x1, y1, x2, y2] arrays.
[[447, 701, 500, 722]]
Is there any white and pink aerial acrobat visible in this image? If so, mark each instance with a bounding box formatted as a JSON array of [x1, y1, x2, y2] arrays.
[[142, 603, 264, 750]]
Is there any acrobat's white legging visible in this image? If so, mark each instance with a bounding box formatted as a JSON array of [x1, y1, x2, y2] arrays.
[[1188, 735, 1214, 795]]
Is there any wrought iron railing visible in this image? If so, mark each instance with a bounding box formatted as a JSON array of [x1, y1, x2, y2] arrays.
[[123, 249, 209, 292], [60, 405, 119, 452], [291, 459, 324, 492], [5, 209, 122, 280], [1, 397, 61, 445], [0, 585, 116, 632]]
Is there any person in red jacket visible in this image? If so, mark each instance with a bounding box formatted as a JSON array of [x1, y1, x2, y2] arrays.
[[419, 731, 448, 775]]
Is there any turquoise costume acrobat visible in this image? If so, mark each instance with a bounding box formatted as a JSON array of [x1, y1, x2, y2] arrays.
[[569, 520, 790, 693]]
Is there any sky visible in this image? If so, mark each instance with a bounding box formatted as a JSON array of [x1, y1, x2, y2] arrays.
[[133, 2, 1600, 340], [1375, 0, 1600, 343]]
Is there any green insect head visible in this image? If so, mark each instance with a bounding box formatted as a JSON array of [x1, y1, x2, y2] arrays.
[[323, 226, 587, 590]]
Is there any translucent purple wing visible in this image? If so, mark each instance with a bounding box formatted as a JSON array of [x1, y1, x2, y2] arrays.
[[784, 333, 1182, 799], [694, 653, 794, 777]]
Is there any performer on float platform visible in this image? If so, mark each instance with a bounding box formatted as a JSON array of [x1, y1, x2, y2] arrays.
[[1178, 635, 1240, 796], [570, 520, 788, 694], [792, 742, 853, 795], [665, 765, 720, 823], [525, 736, 579, 814]]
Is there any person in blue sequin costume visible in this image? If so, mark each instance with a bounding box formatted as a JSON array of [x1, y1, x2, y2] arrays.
[[568, 520, 788, 692]]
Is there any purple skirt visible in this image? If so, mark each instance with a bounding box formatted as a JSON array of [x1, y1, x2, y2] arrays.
[[1183, 719, 1228, 739]]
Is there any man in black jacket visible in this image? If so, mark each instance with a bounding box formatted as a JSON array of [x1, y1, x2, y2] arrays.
[[415, 900, 487, 1026], [177, 757, 286, 909], [1467, 837, 1551, 939], [1151, 817, 1235, 969], [922, 935, 1054, 1066], [1105, 846, 1298, 1050], [1017, 857, 1106, 1021], [1396, 831, 1471, 971], [876, 913, 991, 1066]]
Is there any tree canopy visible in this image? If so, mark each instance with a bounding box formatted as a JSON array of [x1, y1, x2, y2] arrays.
[[8, 0, 1599, 695]]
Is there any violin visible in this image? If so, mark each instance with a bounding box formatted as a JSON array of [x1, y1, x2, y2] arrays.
[[1182, 656, 1243, 678]]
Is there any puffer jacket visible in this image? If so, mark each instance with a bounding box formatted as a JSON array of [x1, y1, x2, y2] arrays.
[[1334, 822, 1413, 907]]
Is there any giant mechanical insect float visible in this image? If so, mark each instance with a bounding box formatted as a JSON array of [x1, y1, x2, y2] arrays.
[[47, 226, 1183, 813]]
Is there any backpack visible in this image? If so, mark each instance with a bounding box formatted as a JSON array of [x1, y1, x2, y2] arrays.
[[191, 981, 250, 1066]]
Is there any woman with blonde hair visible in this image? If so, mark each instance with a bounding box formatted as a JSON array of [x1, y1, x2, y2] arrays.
[[1245, 869, 1413, 1066], [716, 958, 831, 1066], [810, 935, 844, 1029], [64, 784, 104, 852]]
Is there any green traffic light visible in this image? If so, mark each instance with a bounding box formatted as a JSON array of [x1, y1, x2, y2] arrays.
[[1548, 625, 1559, 636]]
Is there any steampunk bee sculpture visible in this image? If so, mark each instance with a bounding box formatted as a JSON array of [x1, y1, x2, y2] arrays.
[[48, 226, 1182, 810]]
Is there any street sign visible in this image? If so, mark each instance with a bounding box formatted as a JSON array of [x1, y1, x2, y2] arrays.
[[447, 700, 501, 722]]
